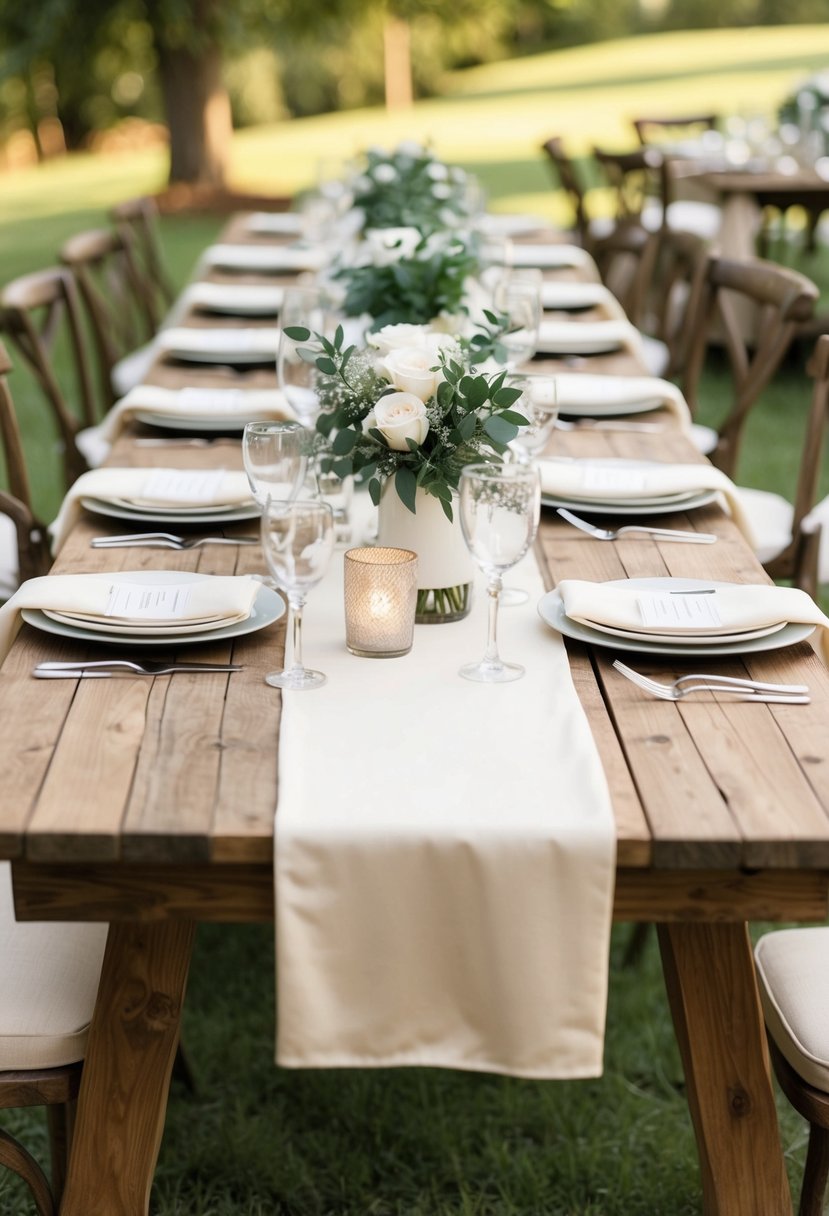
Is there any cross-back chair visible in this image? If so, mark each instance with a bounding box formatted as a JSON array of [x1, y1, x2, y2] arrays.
[[632, 112, 719, 147], [0, 341, 49, 594], [0, 268, 100, 490], [540, 137, 597, 248], [680, 253, 819, 478], [59, 226, 156, 405], [0, 862, 107, 1215], [109, 195, 176, 331], [593, 143, 721, 243]]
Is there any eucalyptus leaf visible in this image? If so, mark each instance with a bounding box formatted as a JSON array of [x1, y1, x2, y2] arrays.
[[283, 326, 311, 341], [484, 414, 519, 444], [395, 466, 418, 514]]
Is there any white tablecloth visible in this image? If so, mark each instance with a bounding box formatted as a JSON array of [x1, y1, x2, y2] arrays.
[[274, 515, 616, 1079]]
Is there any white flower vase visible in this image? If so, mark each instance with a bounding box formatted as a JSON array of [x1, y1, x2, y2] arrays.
[[377, 482, 474, 623]]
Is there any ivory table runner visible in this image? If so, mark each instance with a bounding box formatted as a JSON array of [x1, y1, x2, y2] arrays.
[[275, 535, 616, 1078]]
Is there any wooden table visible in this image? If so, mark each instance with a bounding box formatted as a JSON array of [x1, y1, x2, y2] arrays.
[[3, 219, 829, 1215]]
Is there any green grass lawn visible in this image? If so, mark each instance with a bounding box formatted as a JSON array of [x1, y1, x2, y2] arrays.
[[1, 23, 828, 1215]]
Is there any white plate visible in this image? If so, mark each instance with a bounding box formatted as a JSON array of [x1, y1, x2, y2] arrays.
[[42, 608, 246, 636], [558, 397, 665, 419], [81, 496, 260, 525], [542, 490, 717, 517], [104, 497, 255, 517], [245, 212, 304, 236], [538, 577, 816, 657], [22, 576, 284, 648], [162, 345, 276, 366], [190, 285, 285, 317], [132, 409, 260, 433], [537, 337, 623, 356], [582, 616, 788, 646]]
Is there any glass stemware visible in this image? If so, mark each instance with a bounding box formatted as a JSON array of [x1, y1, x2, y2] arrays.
[[510, 374, 559, 464], [261, 500, 335, 691], [242, 421, 309, 510], [277, 286, 334, 426], [492, 270, 542, 370], [458, 463, 541, 684]]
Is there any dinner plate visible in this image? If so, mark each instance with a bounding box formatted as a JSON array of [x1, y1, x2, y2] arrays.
[[81, 496, 260, 525], [103, 497, 255, 517], [22, 576, 284, 648], [42, 608, 246, 636], [162, 345, 277, 366], [581, 616, 788, 646], [558, 397, 665, 419], [537, 336, 623, 356], [537, 577, 816, 657], [245, 212, 305, 236], [542, 490, 718, 516], [132, 409, 262, 434], [190, 284, 285, 317]]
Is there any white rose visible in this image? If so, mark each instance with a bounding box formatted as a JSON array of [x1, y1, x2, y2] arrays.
[[426, 161, 449, 181], [363, 226, 421, 266], [397, 139, 425, 158], [373, 163, 398, 184], [367, 323, 432, 356], [432, 183, 452, 200], [383, 347, 444, 401], [373, 392, 430, 451]]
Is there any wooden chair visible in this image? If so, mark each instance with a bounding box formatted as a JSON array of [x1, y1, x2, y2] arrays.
[[632, 112, 719, 147], [0, 341, 50, 593], [754, 927, 829, 1216], [680, 253, 819, 478], [0, 862, 107, 1215], [0, 268, 100, 489], [593, 143, 722, 243], [540, 137, 604, 248], [60, 226, 156, 404], [109, 195, 176, 331]]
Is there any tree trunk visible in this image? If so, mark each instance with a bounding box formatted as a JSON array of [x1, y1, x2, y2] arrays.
[[383, 16, 413, 111], [156, 36, 232, 187]]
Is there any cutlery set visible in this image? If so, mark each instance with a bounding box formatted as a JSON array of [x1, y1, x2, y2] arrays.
[[33, 659, 243, 679], [556, 507, 716, 544], [612, 660, 810, 704], [91, 532, 259, 550]]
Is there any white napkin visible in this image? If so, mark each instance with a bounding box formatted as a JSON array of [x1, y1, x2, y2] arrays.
[[180, 282, 286, 317], [552, 374, 692, 429], [0, 573, 260, 662], [510, 244, 600, 278], [541, 281, 626, 318], [275, 531, 616, 1079], [157, 327, 280, 361], [49, 468, 253, 553], [199, 243, 328, 274], [557, 578, 829, 663], [536, 318, 644, 357], [540, 458, 753, 540], [477, 212, 554, 237], [89, 385, 295, 453], [245, 212, 305, 236]]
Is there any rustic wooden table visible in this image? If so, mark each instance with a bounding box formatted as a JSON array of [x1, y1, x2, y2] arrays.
[[2, 218, 828, 1215]]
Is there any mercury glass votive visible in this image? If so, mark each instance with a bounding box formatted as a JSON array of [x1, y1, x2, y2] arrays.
[[344, 547, 418, 658]]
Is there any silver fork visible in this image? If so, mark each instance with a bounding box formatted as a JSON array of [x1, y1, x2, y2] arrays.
[[612, 660, 810, 703], [34, 659, 243, 678], [555, 418, 664, 433], [91, 533, 259, 549], [556, 507, 717, 544]]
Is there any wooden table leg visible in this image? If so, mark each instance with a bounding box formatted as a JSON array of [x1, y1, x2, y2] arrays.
[[59, 919, 195, 1216], [658, 922, 793, 1216]]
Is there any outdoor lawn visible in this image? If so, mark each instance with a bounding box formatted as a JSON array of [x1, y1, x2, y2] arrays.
[[1, 24, 827, 1215]]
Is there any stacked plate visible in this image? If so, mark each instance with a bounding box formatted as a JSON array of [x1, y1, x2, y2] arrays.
[[202, 243, 327, 274], [22, 572, 284, 649], [157, 327, 280, 366], [187, 283, 285, 318], [536, 318, 638, 357], [539, 577, 815, 658], [540, 459, 717, 517]]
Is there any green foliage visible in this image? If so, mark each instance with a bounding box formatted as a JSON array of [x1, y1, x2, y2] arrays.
[[350, 143, 473, 232]]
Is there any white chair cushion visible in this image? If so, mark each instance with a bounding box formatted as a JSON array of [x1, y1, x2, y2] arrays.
[[0, 861, 107, 1069], [734, 486, 794, 565], [111, 340, 158, 398], [755, 928, 829, 1093], [803, 495, 829, 584], [75, 424, 110, 469], [0, 512, 19, 601], [690, 422, 718, 455], [640, 199, 721, 242]]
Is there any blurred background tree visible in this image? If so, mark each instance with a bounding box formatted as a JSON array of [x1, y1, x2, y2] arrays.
[[0, 0, 828, 187]]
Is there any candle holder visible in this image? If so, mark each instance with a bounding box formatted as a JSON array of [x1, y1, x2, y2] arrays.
[[344, 547, 418, 658]]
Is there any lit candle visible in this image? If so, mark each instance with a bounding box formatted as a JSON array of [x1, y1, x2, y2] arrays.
[[344, 547, 418, 657]]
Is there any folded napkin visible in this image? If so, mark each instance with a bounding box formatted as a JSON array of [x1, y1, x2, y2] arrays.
[[552, 374, 692, 430], [89, 384, 295, 453], [557, 578, 829, 663], [181, 282, 286, 317], [245, 212, 305, 236], [477, 212, 554, 237], [541, 281, 626, 319], [540, 458, 753, 540], [510, 243, 600, 279], [199, 243, 328, 274], [0, 572, 260, 662], [537, 318, 644, 357], [50, 468, 254, 553], [157, 326, 280, 361]]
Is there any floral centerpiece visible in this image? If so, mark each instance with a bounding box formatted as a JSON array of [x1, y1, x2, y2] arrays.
[[349, 141, 476, 234], [285, 319, 527, 621]]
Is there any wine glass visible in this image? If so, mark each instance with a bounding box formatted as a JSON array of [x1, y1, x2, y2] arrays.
[[277, 286, 334, 426], [458, 463, 541, 684], [492, 270, 542, 369], [242, 421, 308, 510], [261, 499, 335, 691], [510, 374, 559, 463]]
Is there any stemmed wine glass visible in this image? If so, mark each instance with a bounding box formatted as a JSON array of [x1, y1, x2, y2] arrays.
[[260, 500, 335, 691], [458, 463, 541, 684], [277, 286, 334, 427], [242, 421, 309, 509], [510, 374, 559, 463], [492, 270, 542, 370]]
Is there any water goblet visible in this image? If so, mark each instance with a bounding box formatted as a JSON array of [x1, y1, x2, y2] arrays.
[[510, 374, 559, 463], [261, 499, 335, 691], [492, 270, 542, 369], [242, 421, 308, 510], [277, 286, 335, 426], [458, 463, 541, 684]]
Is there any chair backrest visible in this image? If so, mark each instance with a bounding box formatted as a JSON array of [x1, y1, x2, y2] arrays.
[[592, 145, 669, 229], [540, 138, 590, 246], [632, 113, 719, 146], [590, 221, 659, 328], [109, 195, 175, 328], [680, 254, 819, 477], [59, 227, 152, 411], [0, 268, 98, 489], [645, 227, 709, 380], [0, 341, 49, 585]]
